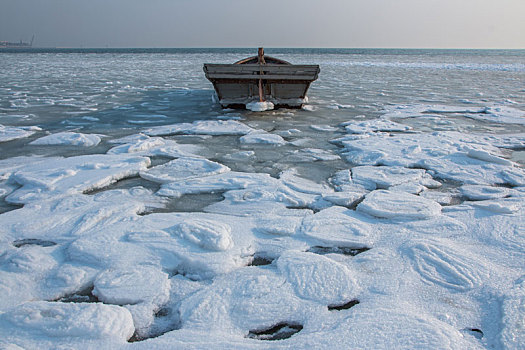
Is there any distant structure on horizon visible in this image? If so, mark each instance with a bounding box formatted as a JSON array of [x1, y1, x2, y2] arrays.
[[0, 35, 34, 48]]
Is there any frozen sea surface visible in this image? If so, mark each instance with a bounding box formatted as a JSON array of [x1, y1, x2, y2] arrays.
[[0, 48, 524, 349]]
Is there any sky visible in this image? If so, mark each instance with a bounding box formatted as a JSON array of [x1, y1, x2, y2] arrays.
[[1, 0, 524, 49]]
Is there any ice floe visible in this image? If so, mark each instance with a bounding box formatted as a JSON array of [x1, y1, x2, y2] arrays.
[[342, 119, 413, 134], [145, 120, 255, 136], [469, 198, 523, 214], [339, 131, 524, 185], [0, 124, 41, 142], [246, 101, 274, 112], [239, 131, 287, 145], [168, 219, 234, 251], [310, 124, 339, 132], [300, 206, 374, 246], [94, 266, 170, 305], [382, 103, 525, 125], [157, 171, 276, 198], [107, 134, 202, 158], [283, 148, 340, 162], [357, 190, 442, 220], [460, 184, 511, 200], [1, 51, 525, 349], [500, 279, 525, 349], [351, 165, 440, 190], [140, 157, 230, 184], [30, 132, 102, 147], [0, 301, 134, 344], [404, 239, 485, 291], [5, 154, 150, 204], [277, 250, 358, 304]]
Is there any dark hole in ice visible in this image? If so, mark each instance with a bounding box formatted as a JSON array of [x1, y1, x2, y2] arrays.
[[347, 196, 366, 210], [463, 328, 484, 339], [494, 183, 515, 189], [285, 205, 320, 213], [149, 156, 174, 167], [128, 307, 181, 342], [84, 175, 160, 195], [0, 201, 23, 214], [167, 268, 203, 281], [146, 191, 226, 214], [13, 238, 57, 248], [247, 253, 274, 266], [56, 285, 99, 303], [247, 322, 303, 341], [328, 299, 360, 311], [407, 165, 429, 171], [307, 245, 370, 256]]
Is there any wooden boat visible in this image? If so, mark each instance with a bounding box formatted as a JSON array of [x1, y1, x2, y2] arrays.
[[203, 48, 320, 109]]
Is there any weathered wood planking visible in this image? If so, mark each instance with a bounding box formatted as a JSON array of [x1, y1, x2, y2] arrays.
[[203, 50, 320, 109], [206, 74, 318, 81], [205, 65, 319, 78]]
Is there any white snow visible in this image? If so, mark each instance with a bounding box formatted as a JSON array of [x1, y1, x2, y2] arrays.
[[357, 190, 442, 220], [94, 266, 170, 305], [0, 124, 41, 142], [1, 52, 524, 349], [351, 165, 438, 190], [145, 120, 256, 136], [310, 124, 339, 132], [342, 119, 413, 134], [321, 190, 366, 207], [246, 101, 274, 112], [460, 184, 511, 200], [300, 206, 374, 246], [140, 157, 230, 184], [5, 154, 150, 204], [338, 131, 524, 185], [107, 134, 201, 158], [500, 279, 525, 349], [277, 250, 358, 304], [382, 103, 525, 125], [30, 132, 102, 147], [239, 131, 287, 145], [0, 301, 135, 342], [168, 219, 234, 251], [157, 171, 276, 198], [405, 239, 485, 291], [283, 148, 340, 162], [469, 198, 523, 214]]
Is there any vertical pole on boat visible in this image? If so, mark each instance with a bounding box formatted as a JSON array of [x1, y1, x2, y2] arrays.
[[258, 47, 265, 102]]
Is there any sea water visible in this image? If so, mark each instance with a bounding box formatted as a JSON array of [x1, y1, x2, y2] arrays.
[[0, 48, 524, 348], [1, 49, 524, 174]]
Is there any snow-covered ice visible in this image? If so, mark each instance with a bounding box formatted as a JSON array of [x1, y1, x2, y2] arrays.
[[239, 131, 287, 145], [140, 157, 230, 184], [0, 124, 41, 142], [145, 120, 255, 136], [357, 189, 442, 220], [342, 119, 413, 134], [5, 154, 151, 204], [30, 132, 102, 147], [246, 101, 274, 112], [0, 49, 524, 349], [338, 131, 525, 185], [107, 134, 202, 158]]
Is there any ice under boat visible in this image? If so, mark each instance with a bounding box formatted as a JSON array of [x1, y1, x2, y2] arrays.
[[203, 48, 320, 109]]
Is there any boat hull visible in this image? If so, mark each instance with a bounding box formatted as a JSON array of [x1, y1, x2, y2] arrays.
[[203, 63, 320, 109]]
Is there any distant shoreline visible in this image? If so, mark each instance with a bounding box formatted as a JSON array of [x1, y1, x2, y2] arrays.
[[1, 47, 524, 55]]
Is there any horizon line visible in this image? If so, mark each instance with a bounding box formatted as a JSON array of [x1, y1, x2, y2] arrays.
[[2, 46, 524, 51]]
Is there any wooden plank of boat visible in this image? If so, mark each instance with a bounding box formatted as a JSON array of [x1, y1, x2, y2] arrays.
[[203, 47, 320, 109]]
